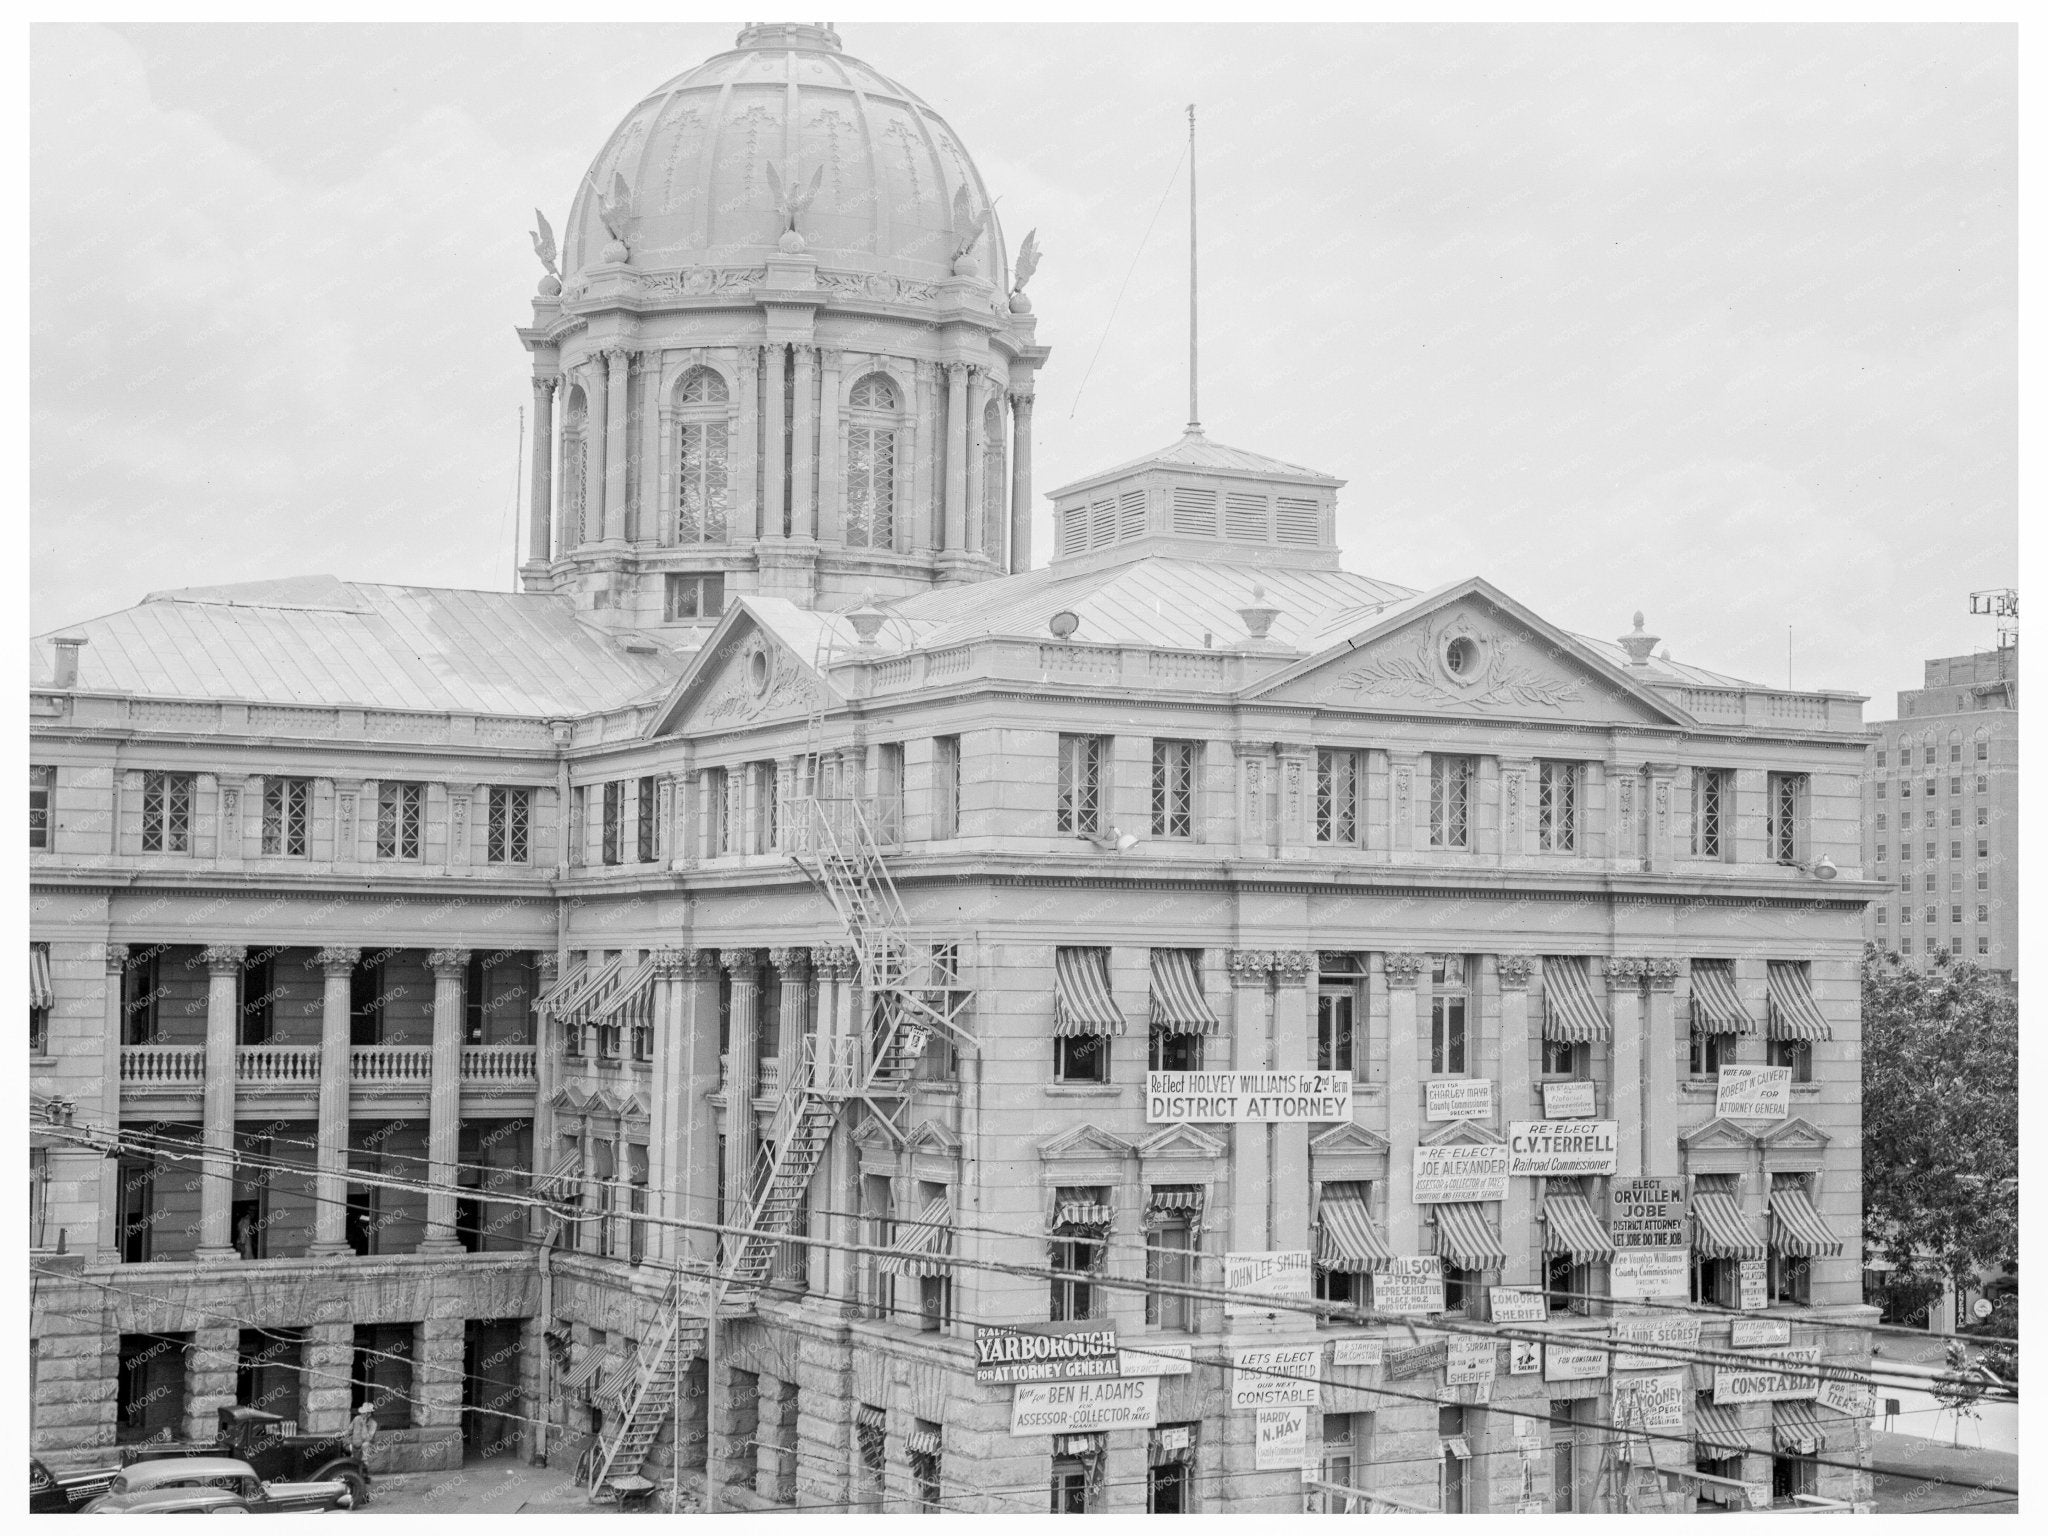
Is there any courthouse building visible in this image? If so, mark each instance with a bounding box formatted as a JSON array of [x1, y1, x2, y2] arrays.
[[30, 22, 1878, 1514]]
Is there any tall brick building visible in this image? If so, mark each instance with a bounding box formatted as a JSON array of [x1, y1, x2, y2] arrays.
[[30, 22, 1879, 1514]]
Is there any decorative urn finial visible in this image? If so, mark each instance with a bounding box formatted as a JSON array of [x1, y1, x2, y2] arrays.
[[1618, 611, 1662, 667], [1238, 582, 1282, 643]]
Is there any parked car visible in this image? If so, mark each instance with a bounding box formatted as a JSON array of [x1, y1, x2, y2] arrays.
[[31, 1457, 119, 1514], [120, 1409, 368, 1508], [81, 1457, 354, 1515]]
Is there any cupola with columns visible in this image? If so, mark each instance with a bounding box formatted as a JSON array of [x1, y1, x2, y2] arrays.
[[516, 22, 1050, 639]]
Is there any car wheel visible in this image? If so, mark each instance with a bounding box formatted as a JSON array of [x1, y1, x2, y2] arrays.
[[332, 1470, 370, 1509]]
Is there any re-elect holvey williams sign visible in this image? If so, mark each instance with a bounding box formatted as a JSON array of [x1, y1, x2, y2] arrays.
[[1147, 1072, 1352, 1123]]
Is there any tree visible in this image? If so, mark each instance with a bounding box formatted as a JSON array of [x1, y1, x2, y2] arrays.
[[1930, 1339, 1988, 1448], [1860, 943, 2018, 1291]]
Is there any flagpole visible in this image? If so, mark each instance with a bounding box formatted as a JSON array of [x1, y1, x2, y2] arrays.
[[1187, 103, 1200, 435]]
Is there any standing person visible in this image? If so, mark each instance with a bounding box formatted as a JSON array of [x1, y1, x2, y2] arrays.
[[345, 1402, 379, 1463]]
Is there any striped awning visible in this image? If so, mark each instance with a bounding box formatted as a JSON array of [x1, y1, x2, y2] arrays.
[[1431, 1202, 1509, 1272], [534, 1149, 582, 1202], [1689, 961, 1754, 1035], [30, 946, 53, 1011], [1146, 1189, 1205, 1229], [1773, 1399, 1824, 1455], [1695, 1402, 1759, 1459], [856, 1405, 886, 1434], [562, 1348, 621, 1395], [1055, 1201, 1115, 1230], [878, 1198, 952, 1277], [1316, 1189, 1396, 1274], [1769, 1184, 1846, 1258], [1053, 949, 1126, 1037], [593, 1355, 642, 1411], [1766, 962, 1833, 1042], [590, 957, 658, 1030], [1543, 958, 1611, 1043], [1056, 1434, 1105, 1458], [1691, 1191, 1766, 1261], [1541, 1193, 1616, 1262], [906, 1430, 943, 1456], [1149, 949, 1220, 1035], [537, 955, 624, 1022]]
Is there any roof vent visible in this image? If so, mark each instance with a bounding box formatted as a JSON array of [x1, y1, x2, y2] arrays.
[[51, 635, 88, 689], [1617, 611, 1661, 668]]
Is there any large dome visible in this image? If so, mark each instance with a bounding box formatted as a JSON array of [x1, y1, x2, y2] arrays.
[[562, 23, 1008, 289]]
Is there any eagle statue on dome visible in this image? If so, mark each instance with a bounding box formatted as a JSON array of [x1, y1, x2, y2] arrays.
[[1013, 228, 1041, 293], [949, 185, 991, 276], [529, 209, 562, 297], [765, 160, 826, 253], [594, 170, 634, 262]]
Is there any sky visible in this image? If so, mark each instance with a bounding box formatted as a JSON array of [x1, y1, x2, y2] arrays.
[[30, 22, 2016, 713]]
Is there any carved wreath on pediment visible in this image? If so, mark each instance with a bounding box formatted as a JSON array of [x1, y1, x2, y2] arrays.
[[701, 636, 817, 724], [1341, 617, 1582, 711]]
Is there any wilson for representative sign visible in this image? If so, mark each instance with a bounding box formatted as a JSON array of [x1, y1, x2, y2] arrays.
[[1507, 1121, 1619, 1176], [974, 1326, 1120, 1385], [1146, 1071, 1352, 1124]]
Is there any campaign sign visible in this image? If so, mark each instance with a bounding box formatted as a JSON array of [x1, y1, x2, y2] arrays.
[[1373, 1258, 1446, 1316], [1426, 1078, 1496, 1122], [1713, 1346, 1823, 1405], [1543, 1345, 1610, 1383], [1508, 1337, 1542, 1377], [1223, 1250, 1313, 1316], [1610, 1248, 1689, 1300], [1010, 1376, 1159, 1436], [1507, 1121, 1619, 1177], [1489, 1286, 1550, 1325], [1730, 1318, 1793, 1349], [1612, 1317, 1702, 1372], [1818, 1377, 1876, 1420], [1254, 1405, 1310, 1471], [1384, 1340, 1450, 1381], [974, 1325, 1120, 1385], [1738, 1259, 1769, 1312], [1413, 1143, 1511, 1203], [1612, 1370, 1687, 1431], [1117, 1343, 1193, 1378], [1446, 1337, 1498, 1386], [1330, 1336, 1385, 1368], [1715, 1065, 1792, 1120], [1230, 1345, 1321, 1408], [1542, 1080, 1598, 1120], [1610, 1178, 1689, 1248], [1147, 1071, 1352, 1124]]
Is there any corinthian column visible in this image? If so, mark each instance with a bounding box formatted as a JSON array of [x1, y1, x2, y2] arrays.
[[943, 362, 969, 550], [1226, 950, 1273, 1253], [721, 950, 764, 1256], [195, 945, 246, 1262], [528, 375, 557, 565], [1008, 390, 1034, 573], [791, 345, 817, 540], [1383, 951, 1427, 1253], [964, 369, 988, 556], [1496, 955, 1535, 1285], [309, 947, 360, 1256], [580, 362, 606, 550], [602, 349, 631, 545], [1270, 950, 1314, 1254], [419, 949, 470, 1253], [763, 345, 788, 539]]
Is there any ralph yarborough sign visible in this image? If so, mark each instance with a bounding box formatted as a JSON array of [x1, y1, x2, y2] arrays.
[[1147, 1072, 1352, 1123], [974, 1326, 1120, 1385]]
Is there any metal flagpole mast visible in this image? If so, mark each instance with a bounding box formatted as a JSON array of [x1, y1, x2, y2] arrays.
[[1187, 103, 1200, 435]]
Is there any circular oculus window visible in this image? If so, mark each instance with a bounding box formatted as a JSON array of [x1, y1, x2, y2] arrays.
[[1444, 635, 1480, 677], [747, 644, 772, 694]]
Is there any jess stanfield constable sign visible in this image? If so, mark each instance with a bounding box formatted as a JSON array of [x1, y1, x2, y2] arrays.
[[1507, 1121, 1619, 1176], [974, 1326, 1120, 1385], [1146, 1072, 1352, 1123]]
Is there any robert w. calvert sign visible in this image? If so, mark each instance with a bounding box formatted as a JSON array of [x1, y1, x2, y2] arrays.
[[1147, 1071, 1352, 1123]]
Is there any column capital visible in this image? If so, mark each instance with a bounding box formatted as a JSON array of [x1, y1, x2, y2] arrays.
[[1607, 956, 1649, 987], [1271, 950, 1314, 984], [768, 946, 811, 975], [1383, 952, 1428, 991], [532, 373, 560, 397], [654, 946, 717, 980], [536, 951, 560, 981], [1640, 957, 1680, 992], [813, 944, 859, 979], [1007, 388, 1035, 411], [103, 944, 130, 972], [945, 360, 971, 383], [602, 346, 633, 371], [314, 946, 361, 977], [721, 947, 765, 976], [200, 945, 246, 975], [428, 949, 472, 978], [1226, 949, 1273, 983], [1496, 955, 1535, 991]]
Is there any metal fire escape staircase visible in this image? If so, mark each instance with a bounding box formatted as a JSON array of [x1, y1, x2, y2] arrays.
[[589, 630, 974, 1504]]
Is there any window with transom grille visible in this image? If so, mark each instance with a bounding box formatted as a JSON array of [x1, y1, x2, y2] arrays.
[[1430, 955, 1469, 1074], [487, 786, 530, 864], [845, 373, 899, 549], [1691, 767, 1729, 858], [142, 771, 193, 854], [1768, 772, 1807, 863], [1537, 761, 1581, 853], [29, 765, 52, 850], [1057, 735, 1106, 836], [637, 776, 657, 862], [672, 367, 731, 543], [1430, 756, 1474, 849], [1316, 749, 1360, 845], [601, 781, 623, 866], [262, 778, 310, 857], [377, 782, 422, 860], [1150, 740, 1195, 838]]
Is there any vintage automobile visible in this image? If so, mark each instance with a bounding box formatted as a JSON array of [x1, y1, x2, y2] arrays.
[[81, 1457, 354, 1515], [31, 1457, 119, 1514], [120, 1409, 369, 1508]]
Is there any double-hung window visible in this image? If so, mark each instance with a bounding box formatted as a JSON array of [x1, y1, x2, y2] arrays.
[[1317, 953, 1363, 1076], [932, 736, 961, 840], [141, 771, 194, 853], [1049, 1188, 1109, 1321], [704, 767, 731, 855], [636, 776, 657, 862], [486, 787, 530, 864], [1057, 735, 1107, 836], [262, 778, 310, 857], [1430, 956, 1469, 1075], [1537, 761, 1581, 853], [601, 781, 623, 865], [1315, 748, 1361, 845], [1144, 1188, 1201, 1333], [29, 765, 53, 849], [1691, 768, 1730, 858], [377, 782, 422, 859], [1429, 756, 1474, 849], [1150, 740, 1195, 839], [1767, 772, 1807, 863]]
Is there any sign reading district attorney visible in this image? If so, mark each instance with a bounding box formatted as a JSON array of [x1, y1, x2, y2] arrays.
[[1413, 1143, 1511, 1203], [1146, 1071, 1352, 1124], [1010, 1377, 1160, 1436], [1507, 1121, 1619, 1176]]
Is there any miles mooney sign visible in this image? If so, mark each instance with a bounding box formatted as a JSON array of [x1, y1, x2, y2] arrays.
[[974, 1326, 1120, 1386], [1146, 1071, 1352, 1124]]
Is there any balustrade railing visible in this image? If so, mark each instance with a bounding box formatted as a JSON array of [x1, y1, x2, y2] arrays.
[[350, 1046, 433, 1082], [235, 1046, 322, 1083], [121, 1043, 535, 1090], [120, 1045, 206, 1084], [461, 1045, 537, 1082]]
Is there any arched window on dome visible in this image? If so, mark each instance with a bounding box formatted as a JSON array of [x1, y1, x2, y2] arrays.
[[844, 373, 900, 549], [559, 385, 590, 549], [981, 395, 1008, 560], [671, 366, 732, 544]]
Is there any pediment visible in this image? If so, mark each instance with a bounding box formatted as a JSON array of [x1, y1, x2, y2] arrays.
[[1758, 1117, 1830, 1152], [646, 599, 845, 738], [1421, 1117, 1503, 1146], [1680, 1117, 1761, 1152], [905, 1119, 961, 1155], [1038, 1123, 1137, 1162], [1246, 579, 1696, 728], [1136, 1123, 1227, 1161], [851, 1114, 897, 1151], [1310, 1122, 1391, 1157], [550, 1084, 590, 1114]]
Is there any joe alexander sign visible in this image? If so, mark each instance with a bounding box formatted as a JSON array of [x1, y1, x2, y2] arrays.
[[1507, 1121, 1619, 1176], [1413, 1143, 1511, 1202], [1147, 1072, 1351, 1124]]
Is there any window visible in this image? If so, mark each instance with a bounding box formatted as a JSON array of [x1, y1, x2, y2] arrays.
[[636, 777, 657, 862], [1900, 937, 1912, 955], [1443, 1264, 1479, 1316], [1874, 907, 1886, 927], [1976, 741, 1989, 761], [845, 374, 899, 548], [1551, 1398, 1585, 1512], [487, 787, 530, 864], [1951, 775, 1962, 794], [664, 572, 725, 621], [1317, 954, 1362, 1076], [1950, 743, 1962, 763], [141, 771, 193, 853], [1319, 1412, 1369, 1497], [1875, 847, 1886, 864], [1689, 767, 1730, 859], [1054, 1032, 1108, 1084], [1774, 1447, 1819, 1506], [30, 943, 50, 1055], [1876, 782, 1887, 799], [1690, 1176, 1744, 1308], [260, 778, 311, 857], [352, 1323, 415, 1429], [1950, 807, 1963, 827], [1767, 772, 1806, 862], [908, 1421, 942, 1511], [601, 781, 623, 865], [1051, 1440, 1102, 1514], [29, 765, 52, 849], [1430, 956, 1468, 1075], [705, 767, 730, 855], [1537, 761, 1580, 852], [672, 368, 731, 543], [932, 736, 961, 840], [1056, 735, 1106, 836], [1977, 775, 1987, 793], [1875, 813, 1887, 832], [1689, 1023, 1731, 1076], [1977, 807, 1988, 826], [1315, 749, 1361, 845], [1951, 840, 1962, 859], [1429, 756, 1474, 849], [117, 1332, 190, 1444], [1978, 838, 1988, 858], [750, 761, 778, 853], [1438, 1406, 1469, 1513], [855, 1405, 887, 1510], [1150, 740, 1195, 838], [1977, 937, 1989, 956], [238, 954, 273, 1046], [1147, 1423, 1196, 1513], [1925, 777, 1936, 796], [982, 397, 1008, 554], [1874, 749, 1886, 768], [1049, 1190, 1107, 1321], [1145, 1204, 1198, 1333], [1149, 1022, 1200, 1072], [876, 743, 906, 843], [1543, 1036, 1586, 1077], [376, 782, 422, 859]]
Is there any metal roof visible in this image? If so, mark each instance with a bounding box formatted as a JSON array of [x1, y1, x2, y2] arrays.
[[1048, 429, 1342, 497], [29, 578, 683, 718]]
